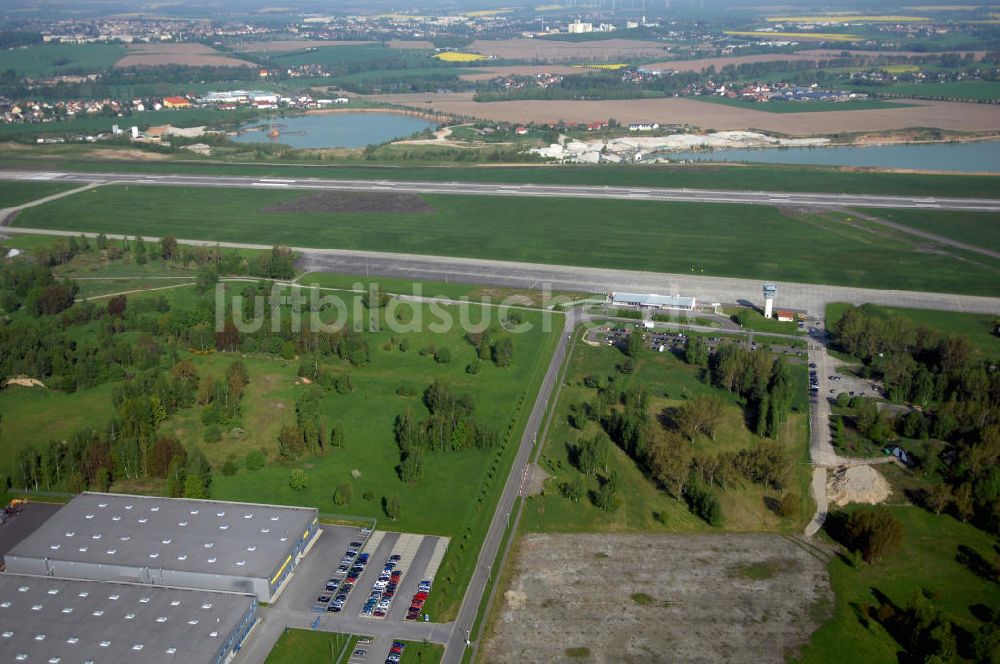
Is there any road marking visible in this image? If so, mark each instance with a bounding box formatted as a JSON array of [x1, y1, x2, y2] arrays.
[[252, 182, 289, 187]]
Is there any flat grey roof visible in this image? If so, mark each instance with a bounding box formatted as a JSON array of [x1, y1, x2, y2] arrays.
[[7, 493, 317, 580], [611, 292, 696, 307], [0, 573, 254, 664]]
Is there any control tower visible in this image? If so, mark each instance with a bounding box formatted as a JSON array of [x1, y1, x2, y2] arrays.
[[763, 283, 777, 319]]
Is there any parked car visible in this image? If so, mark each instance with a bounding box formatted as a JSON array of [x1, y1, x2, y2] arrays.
[[317, 594, 332, 603]]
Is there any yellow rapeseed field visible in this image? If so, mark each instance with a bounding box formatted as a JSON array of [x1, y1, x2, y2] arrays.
[[434, 52, 488, 62]]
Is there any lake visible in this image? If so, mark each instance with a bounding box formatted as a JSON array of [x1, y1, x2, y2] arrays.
[[230, 112, 436, 149], [653, 140, 1000, 173]]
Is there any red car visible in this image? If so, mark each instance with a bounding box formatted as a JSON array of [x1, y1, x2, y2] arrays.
[[410, 599, 425, 609], [413, 592, 428, 601]]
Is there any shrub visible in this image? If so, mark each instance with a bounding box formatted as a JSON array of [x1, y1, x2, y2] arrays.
[[245, 449, 266, 471], [333, 483, 352, 506], [289, 468, 309, 491]]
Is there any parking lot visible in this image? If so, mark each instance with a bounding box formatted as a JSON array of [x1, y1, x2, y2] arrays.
[[276, 524, 449, 663], [482, 533, 832, 664]]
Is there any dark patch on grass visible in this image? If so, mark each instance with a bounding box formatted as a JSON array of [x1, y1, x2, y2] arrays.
[[631, 592, 654, 605], [565, 647, 591, 658], [261, 191, 434, 215], [728, 559, 797, 580]]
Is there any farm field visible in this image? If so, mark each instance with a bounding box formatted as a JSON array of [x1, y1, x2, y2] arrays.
[[854, 207, 1000, 254], [4, 155, 1000, 198], [464, 38, 672, 62], [825, 302, 1000, 357], [0, 43, 127, 77], [794, 506, 1000, 664], [857, 80, 1000, 101], [232, 40, 376, 52], [366, 92, 1000, 134], [261, 44, 432, 68], [519, 329, 813, 534], [114, 42, 254, 68], [482, 532, 831, 664], [13, 185, 1000, 295], [692, 95, 909, 113]]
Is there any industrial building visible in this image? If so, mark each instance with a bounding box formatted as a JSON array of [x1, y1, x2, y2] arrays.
[[4, 493, 318, 602], [0, 573, 257, 664], [610, 292, 696, 310]]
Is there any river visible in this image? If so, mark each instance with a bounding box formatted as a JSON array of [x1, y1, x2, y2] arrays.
[[653, 140, 1000, 173], [230, 112, 437, 149]]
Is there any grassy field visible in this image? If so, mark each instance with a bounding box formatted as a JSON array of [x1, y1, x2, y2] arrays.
[[0, 181, 75, 207], [693, 96, 909, 113], [825, 302, 1000, 357], [863, 80, 1000, 101], [520, 325, 814, 534], [263, 629, 358, 664], [723, 306, 803, 335], [13, 185, 1000, 296], [2, 155, 999, 199], [0, 43, 127, 77], [0, 108, 261, 137], [794, 506, 1000, 664], [855, 207, 1000, 255], [264, 44, 431, 68]]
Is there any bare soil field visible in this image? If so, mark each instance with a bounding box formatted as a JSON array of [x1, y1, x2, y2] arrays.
[[467, 38, 672, 62], [115, 43, 254, 68], [388, 39, 437, 50], [231, 40, 375, 52], [481, 533, 832, 664], [371, 92, 1000, 133], [260, 191, 434, 214], [457, 65, 590, 81]]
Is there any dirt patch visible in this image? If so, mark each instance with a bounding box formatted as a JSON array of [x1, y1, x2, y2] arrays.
[[388, 40, 436, 50], [4, 377, 45, 388], [523, 463, 549, 496], [483, 533, 832, 664], [458, 65, 591, 81], [828, 465, 892, 506], [116, 43, 253, 68], [260, 191, 435, 215]]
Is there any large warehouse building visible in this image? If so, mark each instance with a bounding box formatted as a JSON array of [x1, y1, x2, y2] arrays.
[[0, 573, 257, 664], [4, 492, 319, 602]]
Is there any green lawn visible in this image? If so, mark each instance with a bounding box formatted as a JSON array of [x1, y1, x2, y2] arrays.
[[264, 629, 358, 664], [794, 506, 1000, 664], [0, 43, 127, 77], [825, 302, 1000, 358], [0, 108, 261, 137], [14, 185, 1000, 296], [724, 306, 802, 335], [520, 327, 814, 534], [400, 640, 444, 664], [0, 181, 75, 207], [855, 207, 1000, 255], [265, 44, 432, 68], [692, 96, 910, 113], [1, 155, 999, 198]]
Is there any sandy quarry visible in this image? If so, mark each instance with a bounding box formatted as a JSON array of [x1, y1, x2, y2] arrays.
[[370, 91, 1000, 134], [827, 465, 892, 507], [482, 533, 831, 664], [531, 131, 831, 163]]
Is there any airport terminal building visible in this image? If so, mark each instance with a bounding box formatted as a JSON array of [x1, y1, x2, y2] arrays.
[[4, 492, 319, 602], [0, 573, 257, 664]]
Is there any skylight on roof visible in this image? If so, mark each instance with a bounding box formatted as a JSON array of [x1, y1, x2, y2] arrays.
[[98, 502, 107, 507], [67, 637, 78, 644]]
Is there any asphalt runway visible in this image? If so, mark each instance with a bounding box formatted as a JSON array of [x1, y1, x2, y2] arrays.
[[2, 169, 1000, 211]]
